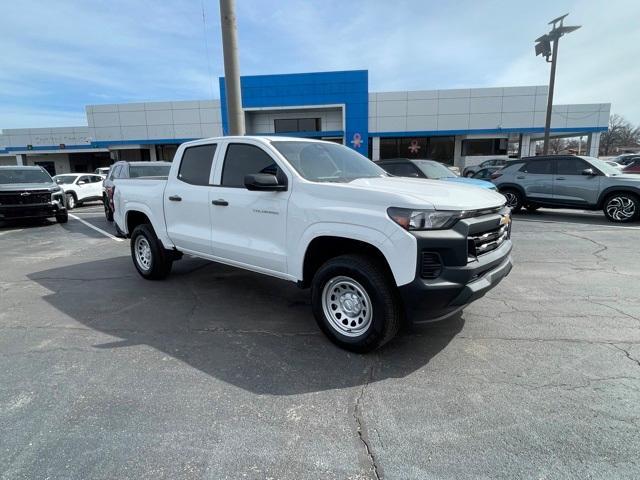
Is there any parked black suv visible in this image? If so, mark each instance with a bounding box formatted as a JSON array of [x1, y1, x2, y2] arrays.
[[0, 166, 68, 223]]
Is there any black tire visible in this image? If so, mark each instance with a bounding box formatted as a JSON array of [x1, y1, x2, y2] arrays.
[[525, 204, 540, 212], [501, 188, 523, 213], [464, 171, 475, 177], [130, 224, 173, 280], [311, 254, 401, 353], [56, 210, 68, 223], [65, 193, 76, 210], [603, 192, 639, 223], [104, 197, 114, 221]]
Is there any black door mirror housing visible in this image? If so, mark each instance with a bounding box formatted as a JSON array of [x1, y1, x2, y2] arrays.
[[244, 173, 287, 191], [581, 168, 597, 176]]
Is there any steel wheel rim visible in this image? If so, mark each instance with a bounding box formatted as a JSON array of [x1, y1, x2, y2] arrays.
[[322, 276, 373, 337], [134, 236, 152, 271], [606, 196, 636, 221], [503, 191, 519, 208], [67, 195, 75, 209]]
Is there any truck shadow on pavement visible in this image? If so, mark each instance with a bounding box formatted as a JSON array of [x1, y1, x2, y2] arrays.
[[28, 256, 464, 396]]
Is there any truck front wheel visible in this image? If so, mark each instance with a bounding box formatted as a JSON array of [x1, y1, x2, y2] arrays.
[[130, 224, 173, 280], [311, 254, 401, 353]]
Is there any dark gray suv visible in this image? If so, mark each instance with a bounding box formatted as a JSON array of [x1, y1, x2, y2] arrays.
[[492, 155, 640, 223]]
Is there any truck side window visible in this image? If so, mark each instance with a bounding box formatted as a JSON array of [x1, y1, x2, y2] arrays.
[[178, 144, 217, 186], [221, 144, 280, 188]]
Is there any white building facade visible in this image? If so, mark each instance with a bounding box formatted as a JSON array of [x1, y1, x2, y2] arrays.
[[0, 70, 609, 175]]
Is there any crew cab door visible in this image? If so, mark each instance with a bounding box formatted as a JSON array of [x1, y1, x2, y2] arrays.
[[164, 143, 218, 254], [208, 141, 291, 274], [553, 157, 601, 206]]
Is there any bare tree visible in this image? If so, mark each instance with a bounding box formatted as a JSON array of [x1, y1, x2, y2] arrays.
[[600, 114, 640, 155], [549, 137, 566, 154]]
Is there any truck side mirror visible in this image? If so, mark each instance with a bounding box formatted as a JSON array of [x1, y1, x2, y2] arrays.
[[244, 173, 287, 191], [581, 168, 596, 176]]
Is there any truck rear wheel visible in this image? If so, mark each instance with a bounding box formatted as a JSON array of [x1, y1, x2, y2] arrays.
[[130, 224, 173, 280], [311, 254, 401, 353]]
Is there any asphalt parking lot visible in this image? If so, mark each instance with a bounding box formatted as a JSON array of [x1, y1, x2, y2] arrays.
[[1, 204, 639, 479]]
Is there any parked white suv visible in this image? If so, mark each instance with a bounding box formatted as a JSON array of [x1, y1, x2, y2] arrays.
[[53, 173, 105, 209], [113, 136, 513, 352]]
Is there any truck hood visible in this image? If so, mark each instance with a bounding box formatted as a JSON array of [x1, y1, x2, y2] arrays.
[[347, 176, 506, 211], [0, 183, 57, 191]]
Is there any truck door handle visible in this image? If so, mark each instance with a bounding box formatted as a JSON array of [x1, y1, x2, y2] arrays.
[[212, 199, 228, 206], [556, 177, 566, 180], [516, 176, 525, 179], [168, 195, 182, 201]]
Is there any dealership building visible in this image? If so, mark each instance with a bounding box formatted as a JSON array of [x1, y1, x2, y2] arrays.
[[0, 70, 610, 176]]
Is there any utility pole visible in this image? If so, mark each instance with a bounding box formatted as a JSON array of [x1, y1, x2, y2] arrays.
[[219, 0, 245, 135], [535, 14, 580, 155]]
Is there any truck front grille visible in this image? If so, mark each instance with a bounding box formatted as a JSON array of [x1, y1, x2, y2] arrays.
[[420, 251, 443, 279], [0, 191, 51, 205], [468, 224, 509, 258]]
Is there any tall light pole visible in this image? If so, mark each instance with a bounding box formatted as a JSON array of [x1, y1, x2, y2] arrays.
[[535, 14, 580, 155], [219, 0, 245, 135]]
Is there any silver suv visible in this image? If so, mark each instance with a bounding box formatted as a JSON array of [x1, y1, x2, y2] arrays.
[[492, 155, 640, 223]]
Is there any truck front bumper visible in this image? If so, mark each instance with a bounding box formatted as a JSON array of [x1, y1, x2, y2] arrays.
[[0, 200, 66, 221], [398, 209, 513, 324]]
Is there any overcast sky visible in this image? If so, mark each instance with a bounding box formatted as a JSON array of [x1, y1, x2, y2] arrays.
[[1, 0, 638, 129]]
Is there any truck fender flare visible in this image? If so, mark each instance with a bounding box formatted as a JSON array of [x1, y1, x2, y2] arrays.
[[293, 223, 415, 287]]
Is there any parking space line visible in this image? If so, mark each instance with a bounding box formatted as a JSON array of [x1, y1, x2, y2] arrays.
[[515, 218, 640, 230], [69, 214, 125, 242]]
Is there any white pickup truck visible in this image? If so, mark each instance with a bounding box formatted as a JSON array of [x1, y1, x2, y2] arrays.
[[114, 136, 513, 352]]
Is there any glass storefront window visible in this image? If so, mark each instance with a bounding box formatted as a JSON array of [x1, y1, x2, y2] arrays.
[[461, 138, 508, 156], [378, 136, 455, 165]]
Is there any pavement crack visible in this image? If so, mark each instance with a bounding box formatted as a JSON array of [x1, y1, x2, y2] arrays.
[[587, 298, 640, 323], [612, 344, 640, 367], [353, 358, 381, 480], [561, 231, 608, 262]]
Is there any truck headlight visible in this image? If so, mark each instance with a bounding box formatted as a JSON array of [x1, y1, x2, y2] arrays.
[[387, 207, 463, 230]]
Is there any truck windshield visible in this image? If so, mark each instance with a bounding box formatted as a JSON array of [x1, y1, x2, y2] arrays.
[[272, 141, 387, 183], [0, 169, 52, 184], [129, 165, 171, 178]]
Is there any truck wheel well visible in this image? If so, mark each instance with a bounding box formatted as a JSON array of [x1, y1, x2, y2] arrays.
[[126, 211, 151, 236], [301, 236, 393, 288]]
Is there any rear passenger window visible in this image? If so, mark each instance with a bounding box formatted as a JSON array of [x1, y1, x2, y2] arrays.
[[221, 144, 280, 188], [522, 159, 554, 174], [178, 144, 217, 186]]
